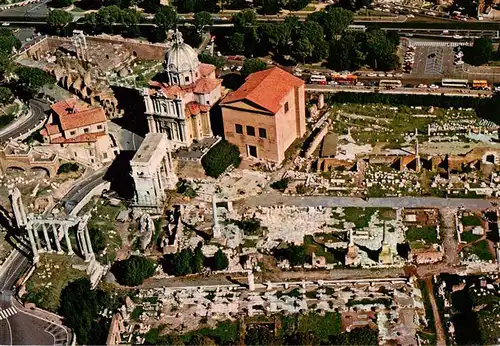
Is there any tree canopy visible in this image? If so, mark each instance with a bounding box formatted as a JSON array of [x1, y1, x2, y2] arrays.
[[213, 249, 229, 270], [0, 86, 12, 105], [241, 58, 267, 77], [465, 37, 493, 66], [201, 140, 241, 178], [194, 11, 213, 32], [112, 255, 156, 286], [47, 9, 74, 30], [154, 5, 177, 30], [15, 67, 55, 98], [163, 244, 206, 276]]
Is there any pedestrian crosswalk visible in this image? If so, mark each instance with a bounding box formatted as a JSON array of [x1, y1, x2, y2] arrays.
[[0, 307, 17, 320]]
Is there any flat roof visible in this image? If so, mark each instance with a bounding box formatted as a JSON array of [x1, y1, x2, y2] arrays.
[[131, 133, 167, 164]]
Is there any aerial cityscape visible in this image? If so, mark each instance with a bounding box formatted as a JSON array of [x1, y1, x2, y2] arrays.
[[0, 0, 499, 344]]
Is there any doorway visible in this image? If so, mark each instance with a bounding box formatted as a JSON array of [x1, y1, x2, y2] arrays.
[[247, 145, 257, 158]]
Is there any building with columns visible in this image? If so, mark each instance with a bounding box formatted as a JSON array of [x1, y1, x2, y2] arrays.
[[130, 133, 178, 212], [142, 31, 222, 148]]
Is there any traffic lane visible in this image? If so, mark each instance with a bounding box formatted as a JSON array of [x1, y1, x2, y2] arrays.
[[0, 100, 47, 142], [0, 0, 49, 17], [9, 311, 58, 345]]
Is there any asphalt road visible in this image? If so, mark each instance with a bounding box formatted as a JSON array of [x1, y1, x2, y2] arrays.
[[0, 99, 49, 142]]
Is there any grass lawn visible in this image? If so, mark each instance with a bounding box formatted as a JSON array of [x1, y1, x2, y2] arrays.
[[461, 214, 482, 227], [342, 207, 377, 229], [296, 312, 341, 341], [463, 240, 494, 261], [304, 235, 338, 264], [299, 5, 316, 11], [461, 231, 482, 243], [24, 254, 87, 312], [406, 226, 438, 244]]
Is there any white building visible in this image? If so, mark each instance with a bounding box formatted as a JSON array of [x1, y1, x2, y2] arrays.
[[143, 31, 222, 148], [130, 133, 178, 212]]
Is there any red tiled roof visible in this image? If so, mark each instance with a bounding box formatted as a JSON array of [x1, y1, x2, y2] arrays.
[[193, 78, 221, 94], [199, 63, 215, 77], [51, 98, 107, 131], [185, 102, 211, 118], [41, 123, 60, 136], [50, 131, 106, 144], [220, 67, 304, 114]]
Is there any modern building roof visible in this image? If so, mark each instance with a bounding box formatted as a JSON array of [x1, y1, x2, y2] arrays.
[[51, 98, 107, 131], [220, 67, 304, 114]]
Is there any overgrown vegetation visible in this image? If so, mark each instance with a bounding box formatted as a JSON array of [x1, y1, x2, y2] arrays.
[[112, 255, 157, 286], [270, 178, 289, 192], [406, 226, 439, 244], [461, 214, 482, 227], [201, 140, 241, 178], [57, 162, 79, 174]]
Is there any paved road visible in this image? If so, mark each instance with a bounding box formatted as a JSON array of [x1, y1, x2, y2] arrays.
[[242, 193, 499, 210], [0, 99, 49, 142], [305, 84, 492, 97]]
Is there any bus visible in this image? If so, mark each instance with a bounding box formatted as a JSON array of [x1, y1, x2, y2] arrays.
[[332, 74, 358, 85], [379, 80, 402, 89], [347, 25, 367, 32], [310, 75, 327, 84], [441, 78, 468, 88], [472, 80, 490, 90]]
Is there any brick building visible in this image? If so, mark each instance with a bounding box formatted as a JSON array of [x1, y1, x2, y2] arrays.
[[220, 67, 305, 163], [40, 97, 119, 168]]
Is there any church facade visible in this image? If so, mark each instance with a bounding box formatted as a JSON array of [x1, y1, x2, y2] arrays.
[[142, 31, 222, 148]]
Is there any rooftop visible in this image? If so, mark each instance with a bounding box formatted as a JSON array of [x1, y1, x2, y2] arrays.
[[51, 98, 107, 131], [131, 133, 168, 164], [221, 67, 304, 114]]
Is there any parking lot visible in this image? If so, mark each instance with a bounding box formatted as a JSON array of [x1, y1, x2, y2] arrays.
[[410, 45, 455, 77]]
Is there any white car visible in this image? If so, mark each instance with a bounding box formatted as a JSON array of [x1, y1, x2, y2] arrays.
[[293, 71, 302, 77], [418, 84, 428, 88], [378, 73, 385, 77], [1, 22, 9, 26], [367, 73, 377, 77], [407, 14, 415, 18], [236, 66, 242, 72], [386, 73, 393, 77], [430, 84, 439, 89]]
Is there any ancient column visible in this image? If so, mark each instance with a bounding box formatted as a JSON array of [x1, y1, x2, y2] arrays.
[[26, 225, 39, 263], [52, 224, 62, 253], [10, 187, 28, 227], [64, 225, 74, 255], [33, 224, 42, 250], [84, 225, 94, 256], [212, 195, 221, 238], [42, 224, 52, 252], [77, 229, 90, 260], [248, 270, 255, 291]]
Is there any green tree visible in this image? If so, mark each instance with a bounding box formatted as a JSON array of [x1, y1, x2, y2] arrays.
[[292, 37, 313, 63], [241, 58, 267, 77], [47, 9, 74, 32], [190, 245, 205, 273], [213, 249, 229, 270], [168, 248, 193, 276], [307, 6, 353, 40], [198, 53, 224, 69], [0, 34, 21, 54], [466, 37, 493, 66], [276, 244, 306, 266], [228, 32, 245, 54], [201, 140, 241, 178], [112, 255, 156, 286], [259, 0, 281, 15], [89, 228, 106, 254], [0, 86, 13, 105], [365, 29, 399, 70], [286, 0, 310, 10], [50, 0, 73, 8], [59, 278, 110, 345], [259, 22, 293, 57], [15, 67, 55, 97], [155, 5, 177, 30], [140, 0, 160, 12], [298, 21, 328, 62], [194, 11, 213, 32], [232, 9, 257, 32]]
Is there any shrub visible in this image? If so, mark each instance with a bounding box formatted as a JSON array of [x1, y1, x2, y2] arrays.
[[201, 140, 241, 178], [213, 249, 229, 271], [271, 178, 289, 192], [57, 162, 79, 174], [112, 255, 156, 286]]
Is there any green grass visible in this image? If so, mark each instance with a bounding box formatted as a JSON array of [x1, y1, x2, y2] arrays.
[[181, 320, 239, 344], [296, 312, 341, 341], [406, 226, 438, 244], [461, 231, 482, 243], [463, 240, 494, 261], [461, 214, 482, 227], [24, 254, 87, 312], [342, 207, 377, 229], [131, 306, 144, 319], [242, 238, 257, 248], [304, 235, 338, 264]]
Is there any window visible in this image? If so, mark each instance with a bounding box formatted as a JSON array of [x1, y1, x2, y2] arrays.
[[103, 152, 108, 159], [235, 124, 243, 134], [248, 145, 257, 158], [246, 126, 255, 136], [284, 102, 289, 113], [259, 128, 267, 139], [83, 128, 89, 133], [97, 124, 103, 130], [185, 76, 190, 83], [69, 131, 76, 136]]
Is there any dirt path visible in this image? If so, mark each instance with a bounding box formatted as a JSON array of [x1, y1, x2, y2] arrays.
[[425, 278, 447, 346]]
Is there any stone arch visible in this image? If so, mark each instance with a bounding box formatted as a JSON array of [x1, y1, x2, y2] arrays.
[[482, 152, 498, 165], [30, 166, 51, 177], [5, 166, 25, 174]]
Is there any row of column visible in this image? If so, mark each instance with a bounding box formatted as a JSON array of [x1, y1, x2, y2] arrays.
[[26, 221, 94, 264]]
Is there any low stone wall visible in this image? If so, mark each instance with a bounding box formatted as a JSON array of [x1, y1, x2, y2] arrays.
[[69, 181, 111, 216]]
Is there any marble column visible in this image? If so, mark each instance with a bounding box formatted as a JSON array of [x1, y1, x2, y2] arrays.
[[33, 225, 42, 251], [77, 230, 89, 260], [26, 226, 39, 263], [84, 226, 94, 255], [64, 225, 74, 255], [42, 224, 52, 252], [52, 224, 62, 253], [212, 195, 221, 238]]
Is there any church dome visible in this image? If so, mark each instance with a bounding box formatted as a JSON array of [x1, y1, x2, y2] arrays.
[[164, 31, 200, 74]]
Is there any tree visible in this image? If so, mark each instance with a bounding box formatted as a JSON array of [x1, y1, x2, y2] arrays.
[[59, 278, 109, 345], [298, 21, 328, 62], [0, 34, 21, 54], [241, 58, 267, 77], [194, 11, 213, 32], [155, 5, 177, 30], [228, 32, 245, 54], [365, 29, 399, 70], [190, 245, 205, 273], [213, 249, 229, 270], [275, 244, 306, 266], [47, 9, 73, 32], [168, 248, 193, 276], [292, 37, 313, 64], [140, 0, 160, 12], [198, 53, 224, 69], [0, 86, 12, 105], [16, 67, 55, 97], [328, 33, 366, 71], [49, 0, 73, 8], [201, 140, 241, 178], [89, 228, 106, 254], [260, 0, 281, 15], [466, 37, 493, 66], [259, 22, 293, 57], [286, 0, 310, 11], [112, 255, 156, 286], [232, 9, 257, 32]]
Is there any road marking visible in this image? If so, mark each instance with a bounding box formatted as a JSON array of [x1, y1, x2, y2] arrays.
[[0, 307, 17, 320]]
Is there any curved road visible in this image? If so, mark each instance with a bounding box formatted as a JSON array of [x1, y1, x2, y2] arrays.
[[0, 99, 49, 142]]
